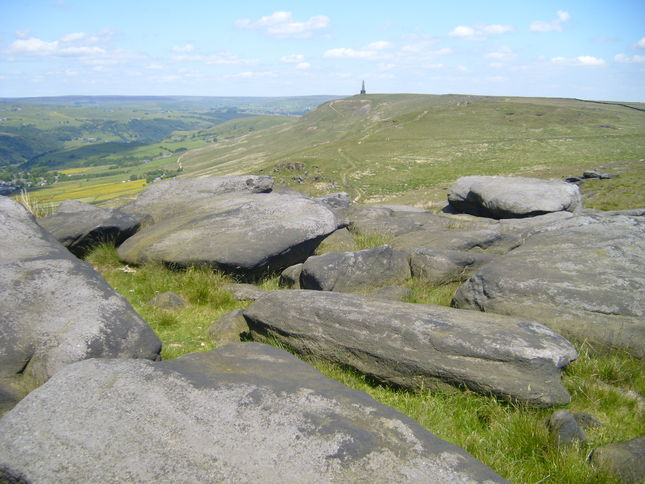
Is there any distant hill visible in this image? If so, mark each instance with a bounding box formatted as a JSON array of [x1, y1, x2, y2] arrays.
[[178, 94, 645, 205]]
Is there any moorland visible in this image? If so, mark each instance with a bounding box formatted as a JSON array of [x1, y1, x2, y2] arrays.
[[3, 93, 645, 483]]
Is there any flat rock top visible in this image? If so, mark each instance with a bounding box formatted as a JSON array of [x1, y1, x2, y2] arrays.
[[448, 175, 582, 218], [117, 187, 339, 275], [0, 343, 509, 483]]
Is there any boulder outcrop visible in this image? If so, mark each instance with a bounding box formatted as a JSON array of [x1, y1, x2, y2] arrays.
[[453, 212, 645, 357], [447, 175, 582, 218], [0, 197, 161, 415], [117, 177, 339, 277], [244, 290, 578, 407], [38, 199, 144, 256], [0, 343, 510, 483]]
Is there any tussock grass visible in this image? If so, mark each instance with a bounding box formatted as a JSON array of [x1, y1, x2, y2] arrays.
[[85, 243, 641, 483]]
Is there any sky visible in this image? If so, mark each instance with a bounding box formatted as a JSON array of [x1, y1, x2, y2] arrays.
[[1, 0, 644, 101]]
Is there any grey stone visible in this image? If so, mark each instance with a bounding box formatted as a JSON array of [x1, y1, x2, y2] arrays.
[[300, 246, 411, 293], [117, 179, 339, 278], [316, 227, 359, 254], [38, 199, 144, 256], [315, 192, 351, 227], [392, 229, 522, 254], [0, 197, 161, 415], [280, 263, 303, 288], [408, 249, 496, 284], [371, 286, 413, 301], [223, 283, 266, 301], [574, 412, 603, 429], [582, 170, 616, 180], [547, 410, 586, 446], [147, 291, 187, 310], [0, 343, 510, 483], [120, 175, 274, 223], [244, 290, 578, 407], [453, 213, 645, 357], [591, 436, 645, 484], [209, 309, 249, 345], [448, 175, 582, 218]]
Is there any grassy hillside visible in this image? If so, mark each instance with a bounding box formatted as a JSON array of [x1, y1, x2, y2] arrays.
[[179, 94, 645, 208]]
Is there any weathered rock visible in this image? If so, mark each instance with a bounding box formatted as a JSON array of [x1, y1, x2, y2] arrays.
[[300, 246, 411, 293], [448, 176, 582, 218], [0, 197, 161, 415], [392, 229, 522, 254], [117, 183, 339, 278], [244, 290, 578, 407], [38, 199, 144, 256], [574, 412, 603, 430], [209, 309, 249, 345], [315, 192, 351, 227], [583, 170, 616, 180], [316, 227, 359, 254], [371, 286, 413, 302], [408, 249, 496, 284], [120, 175, 274, 223], [223, 283, 267, 301], [280, 263, 303, 288], [0, 343, 510, 483], [147, 291, 187, 310], [591, 436, 645, 483], [453, 213, 645, 357], [547, 410, 587, 446]]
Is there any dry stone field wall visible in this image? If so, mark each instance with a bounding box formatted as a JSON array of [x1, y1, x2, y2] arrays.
[[0, 174, 643, 482]]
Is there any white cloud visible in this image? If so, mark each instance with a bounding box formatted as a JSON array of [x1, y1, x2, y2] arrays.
[[483, 24, 514, 35], [228, 71, 278, 79], [486, 45, 514, 60], [450, 26, 476, 38], [614, 53, 645, 63], [449, 23, 513, 40], [171, 51, 256, 65], [635, 37, 645, 49], [145, 63, 164, 70], [324, 41, 393, 60], [296, 62, 310, 70], [552, 55, 605, 66], [172, 44, 195, 53], [6, 30, 115, 60], [280, 54, 304, 63], [530, 10, 570, 33], [235, 11, 330, 38]]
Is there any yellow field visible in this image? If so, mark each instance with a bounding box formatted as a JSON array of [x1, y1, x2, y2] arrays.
[[28, 179, 147, 206], [59, 167, 92, 175]]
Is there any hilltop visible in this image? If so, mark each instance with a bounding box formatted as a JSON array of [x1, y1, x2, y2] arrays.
[[179, 93, 645, 208]]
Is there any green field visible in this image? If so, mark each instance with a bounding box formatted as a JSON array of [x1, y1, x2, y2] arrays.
[[179, 94, 645, 209]]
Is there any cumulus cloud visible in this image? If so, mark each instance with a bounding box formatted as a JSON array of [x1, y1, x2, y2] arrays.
[[635, 37, 645, 48], [324, 41, 393, 60], [172, 44, 195, 53], [449, 23, 513, 40], [530, 10, 570, 33], [171, 51, 256, 65], [552, 55, 605, 66], [7, 36, 106, 57], [614, 53, 645, 63], [296, 62, 310, 70], [235, 11, 330, 38]]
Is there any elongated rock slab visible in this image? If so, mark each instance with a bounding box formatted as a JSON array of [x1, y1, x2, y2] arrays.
[[244, 290, 578, 407], [0, 343, 509, 483]]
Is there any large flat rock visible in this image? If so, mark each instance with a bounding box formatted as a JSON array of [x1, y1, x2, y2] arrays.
[[447, 175, 582, 218], [38, 199, 144, 256], [0, 197, 161, 415], [0, 343, 510, 483], [117, 177, 339, 277], [244, 290, 578, 407], [453, 213, 645, 357]]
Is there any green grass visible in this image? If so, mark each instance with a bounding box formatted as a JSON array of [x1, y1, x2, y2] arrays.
[[83, 242, 643, 483]]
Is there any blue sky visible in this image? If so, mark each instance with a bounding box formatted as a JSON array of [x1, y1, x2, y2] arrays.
[[1, 0, 644, 100]]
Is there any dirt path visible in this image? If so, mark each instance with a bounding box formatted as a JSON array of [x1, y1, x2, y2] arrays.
[[337, 148, 363, 202]]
